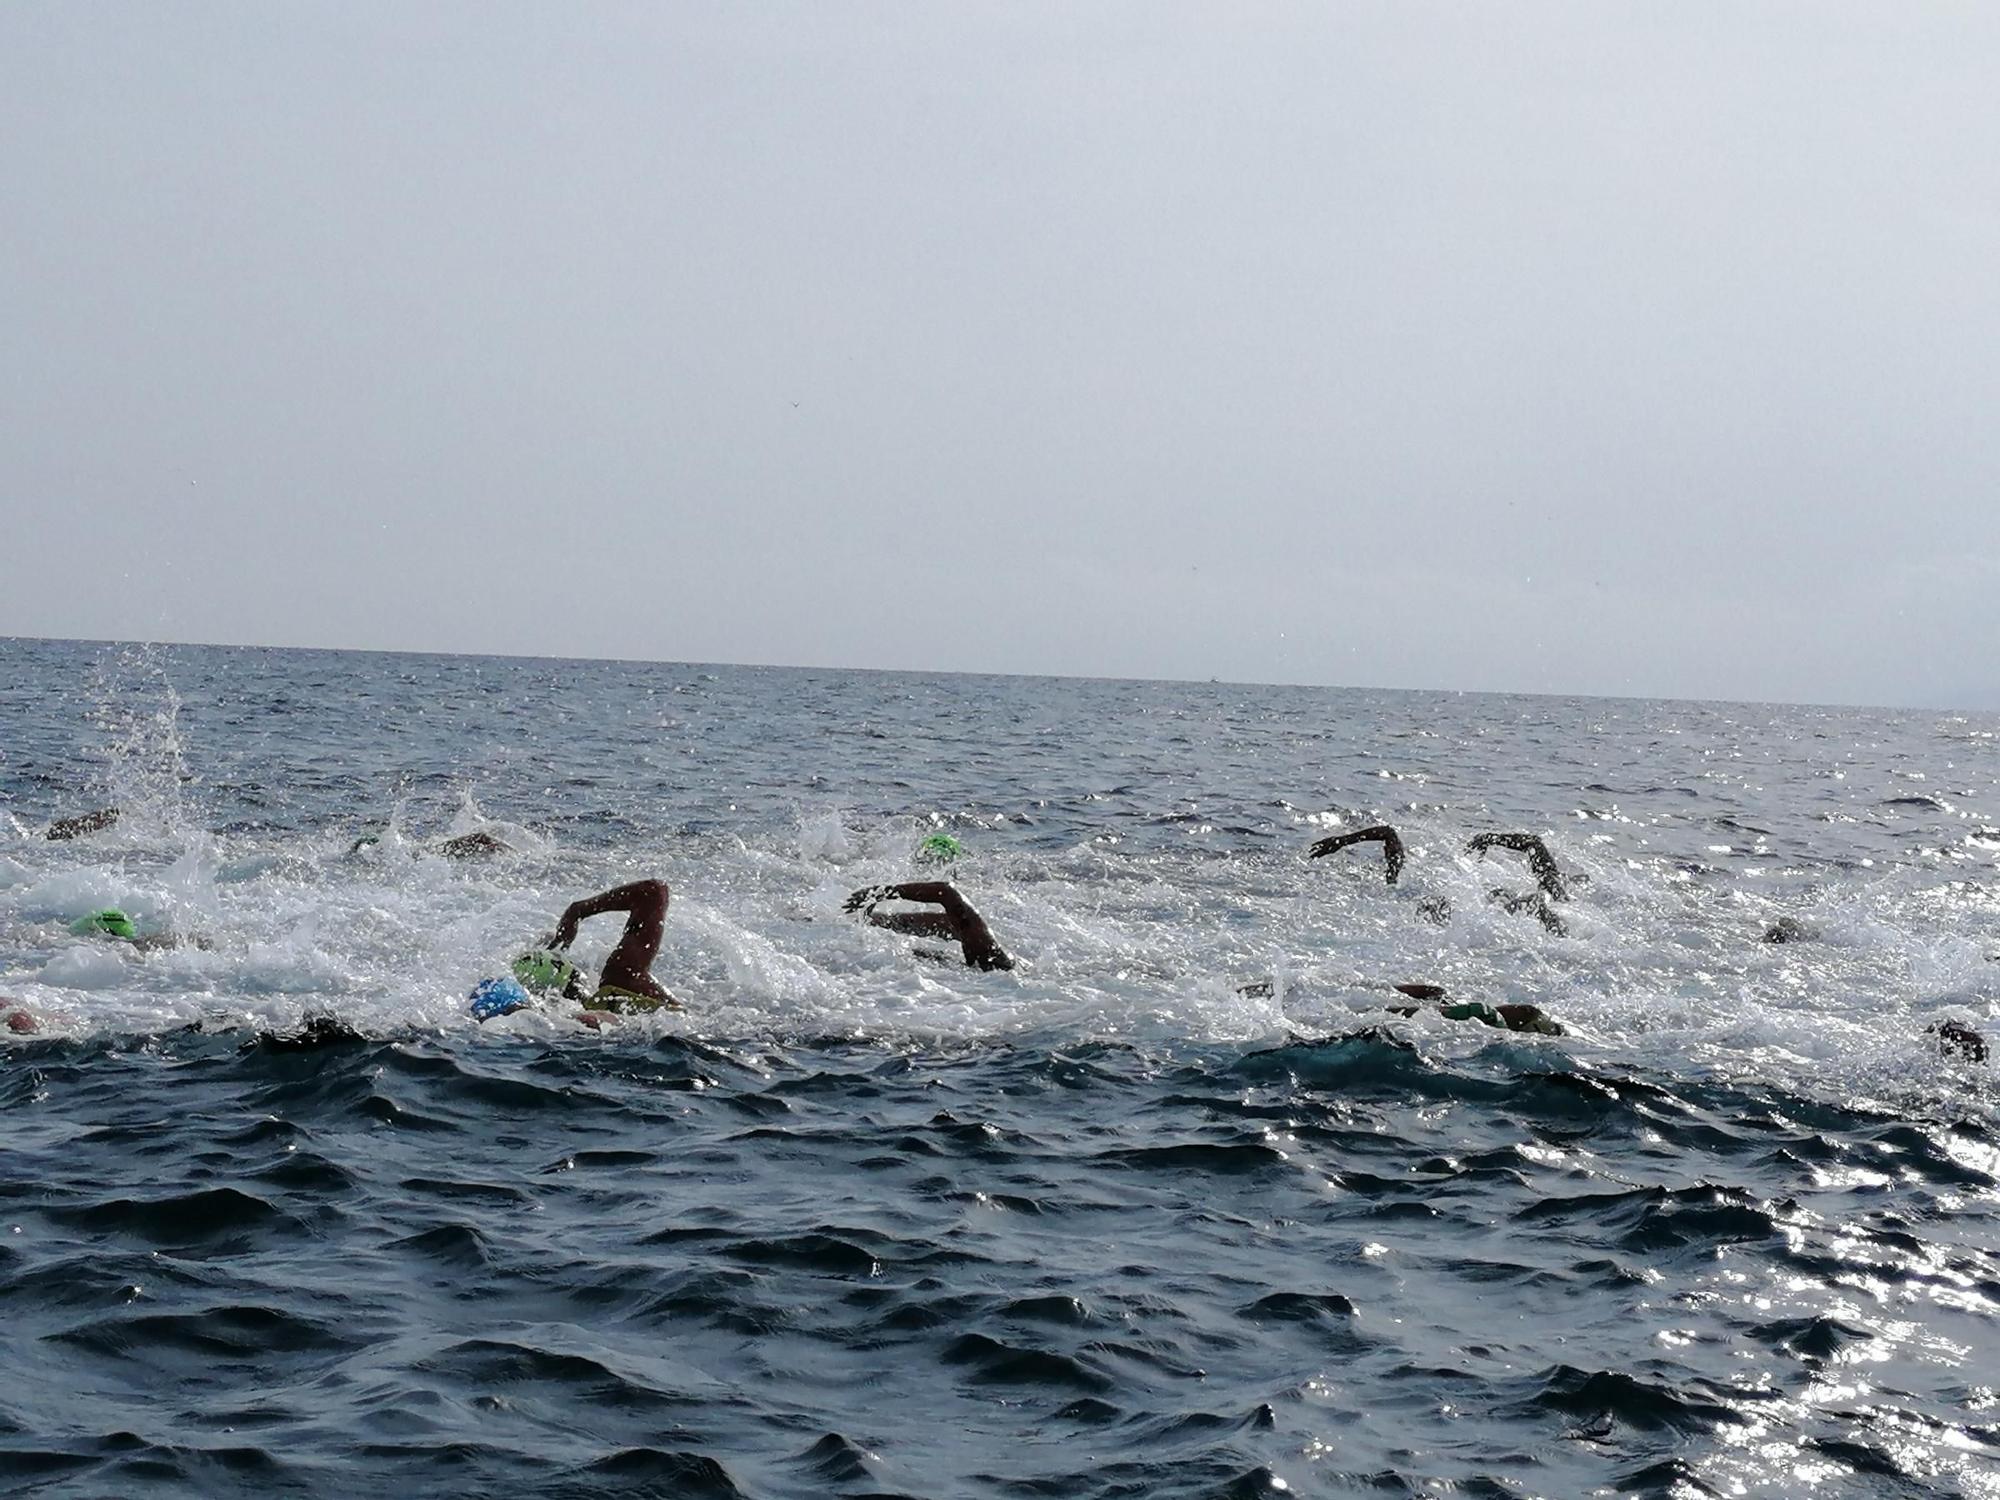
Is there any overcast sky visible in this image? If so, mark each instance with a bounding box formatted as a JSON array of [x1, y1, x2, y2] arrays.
[[3, 4, 1996, 707]]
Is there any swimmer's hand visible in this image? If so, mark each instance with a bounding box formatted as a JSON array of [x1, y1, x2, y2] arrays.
[[842, 886, 892, 914], [550, 908, 585, 948]]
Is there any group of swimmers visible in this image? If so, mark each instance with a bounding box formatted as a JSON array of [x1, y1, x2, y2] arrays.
[[470, 835, 1016, 1028], [1300, 822, 1988, 1060], [463, 821, 1985, 1060], [4, 810, 1989, 1062]]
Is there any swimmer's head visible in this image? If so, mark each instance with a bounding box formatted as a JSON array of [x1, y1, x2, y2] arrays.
[[469, 976, 532, 1021], [71, 908, 137, 941], [512, 949, 582, 997], [914, 833, 963, 867]]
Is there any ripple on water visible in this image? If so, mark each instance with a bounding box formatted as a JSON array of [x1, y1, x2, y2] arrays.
[[942, 1332, 1114, 1393], [49, 1303, 360, 1364], [570, 1448, 745, 1498], [45, 1186, 307, 1251]]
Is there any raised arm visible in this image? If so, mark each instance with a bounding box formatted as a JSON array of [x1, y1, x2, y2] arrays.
[[844, 881, 958, 941], [1307, 825, 1406, 885], [843, 882, 1013, 971], [844, 881, 979, 913], [1465, 832, 1570, 901], [552, 879, 670, 949]]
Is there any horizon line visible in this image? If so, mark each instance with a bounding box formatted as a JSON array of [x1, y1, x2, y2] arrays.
[[0, 630, 1988, 718]]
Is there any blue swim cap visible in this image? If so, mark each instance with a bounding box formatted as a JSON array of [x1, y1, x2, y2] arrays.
[[469, 976, 532, 1021]]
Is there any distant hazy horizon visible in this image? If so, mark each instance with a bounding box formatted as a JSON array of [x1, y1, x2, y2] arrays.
[[9, 630, 1989, 716]]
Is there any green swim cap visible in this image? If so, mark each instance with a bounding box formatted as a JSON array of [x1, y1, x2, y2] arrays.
[[72, 908, 138, 941], [512, 949, 580, 995], [915, 833, 963, 866]]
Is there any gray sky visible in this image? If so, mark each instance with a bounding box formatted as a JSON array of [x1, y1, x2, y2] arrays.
[[4, 4, 1996, 707]]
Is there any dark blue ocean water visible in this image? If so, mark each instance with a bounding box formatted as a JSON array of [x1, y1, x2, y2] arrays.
[[2, 638, 1996, 1498]]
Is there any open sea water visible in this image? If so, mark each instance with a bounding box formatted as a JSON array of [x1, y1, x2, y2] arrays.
[[1, 637, 1996, 1499]]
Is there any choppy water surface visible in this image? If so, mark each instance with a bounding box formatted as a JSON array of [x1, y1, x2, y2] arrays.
[[2, 639, 1996, 1497]]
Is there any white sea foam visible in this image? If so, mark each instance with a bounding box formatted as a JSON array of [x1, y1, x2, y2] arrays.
[[37, 946, 134, 990], [0, 655, 1992, 1126]]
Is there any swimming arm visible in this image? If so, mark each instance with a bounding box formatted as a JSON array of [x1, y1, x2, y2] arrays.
[[843, 881, 972, 931], [843, 882, 1014, 970], [1465, 832, 1571, 900], [1307, 825, 1406, 885], [550, 880, 671, 949]]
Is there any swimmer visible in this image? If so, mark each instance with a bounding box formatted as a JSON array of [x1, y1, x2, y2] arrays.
[[71, 908, 139, 942], [1305, 823, 1452, 922], [0, 998, 38, 1034], [1466, 832, 1576, 902], [1387, 994, 1565, 1036], [536, 878, 679, 1019], [843, 881, 1015, 971], [1927, 1020, 1988, 1065], [349, 829, 512, 860], [67, 908, 213, 953], [1236, 977, 1563, 1035], [45, 807, 119, 841]]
